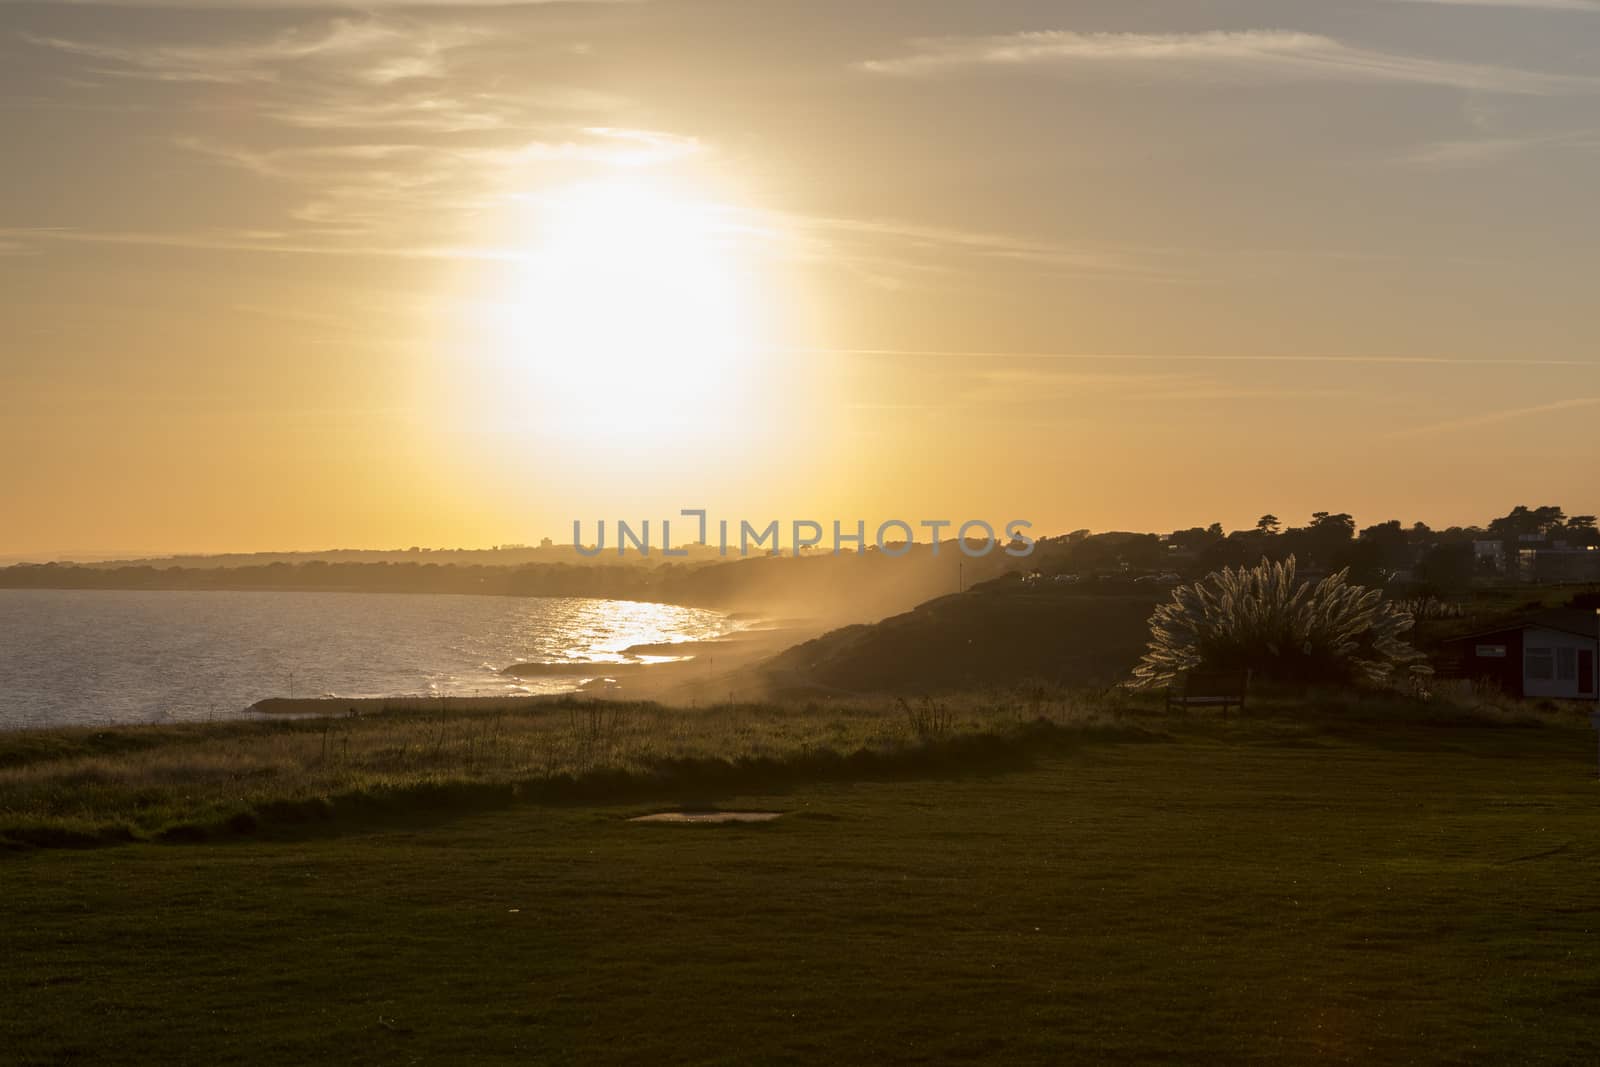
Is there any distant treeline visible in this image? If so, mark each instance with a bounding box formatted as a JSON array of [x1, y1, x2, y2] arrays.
[[0, 560, 677, 599], [44, 544, 731, 571], [1029, 504, 1599, 592], [6, 505, 1594, 606], [0, 545, 1019, 621]]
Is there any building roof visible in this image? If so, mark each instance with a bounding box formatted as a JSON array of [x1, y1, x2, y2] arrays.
[[1447, 609, 1600, 644]]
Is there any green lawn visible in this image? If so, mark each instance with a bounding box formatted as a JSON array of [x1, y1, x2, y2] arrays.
[[5, 711, 1600, 1064]]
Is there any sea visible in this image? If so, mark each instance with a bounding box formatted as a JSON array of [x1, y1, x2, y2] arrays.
[[0, 588, 734, 730]]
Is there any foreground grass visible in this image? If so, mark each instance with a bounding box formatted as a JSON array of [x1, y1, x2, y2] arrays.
[[3, 700, 1599, 1064]]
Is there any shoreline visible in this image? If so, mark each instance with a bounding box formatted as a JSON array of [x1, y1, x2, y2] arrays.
[[249, 621, 822, 717]]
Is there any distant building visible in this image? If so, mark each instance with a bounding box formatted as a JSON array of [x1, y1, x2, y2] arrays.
[[1528, 545, 1600, 585], [1470, 538, 1600, 584], [1443, 610, 1600, 701], [1473, 540, 1506, 574]]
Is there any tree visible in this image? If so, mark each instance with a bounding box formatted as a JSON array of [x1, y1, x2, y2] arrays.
[[1167, 526, 1224, 552], [1359, 520, 1405, 544], [1488, 505, 1566, 539], [1416, 543, 1475, 595], [1255, 514, 1281, 535], [1350, 520, 1410, 584], [1280, 511, 1356, 570], [1069, 532, 1164, 573], [1128, 557, 1429, 689], [1308, 512, 1356, 539]]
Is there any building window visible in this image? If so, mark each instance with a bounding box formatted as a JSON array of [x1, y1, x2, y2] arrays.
[[1556, 647, 1577, 682], [1526, 648, 1555, 681]]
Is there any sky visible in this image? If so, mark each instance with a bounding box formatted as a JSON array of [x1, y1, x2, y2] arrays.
[[2, 0, 1598, 558]]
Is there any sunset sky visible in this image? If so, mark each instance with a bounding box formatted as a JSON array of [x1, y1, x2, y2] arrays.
[[2, 0, 1598, 558]]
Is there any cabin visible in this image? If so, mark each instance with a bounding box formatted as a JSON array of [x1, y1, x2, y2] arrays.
[[1443, 610, 1600, 701]]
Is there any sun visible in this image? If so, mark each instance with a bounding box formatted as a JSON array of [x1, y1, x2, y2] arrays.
[[478, 176, 767, 444]]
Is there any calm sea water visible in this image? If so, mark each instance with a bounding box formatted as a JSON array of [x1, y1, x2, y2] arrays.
[[0, 589, 733, 730]]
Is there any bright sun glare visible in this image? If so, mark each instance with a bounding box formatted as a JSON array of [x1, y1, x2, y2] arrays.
[[482, 177, 766, 443]]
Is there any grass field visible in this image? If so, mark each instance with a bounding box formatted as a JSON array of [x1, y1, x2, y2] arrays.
[[5, 695, 1600, 1064]]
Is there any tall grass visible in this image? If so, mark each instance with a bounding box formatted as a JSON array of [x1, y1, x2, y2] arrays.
[[1130, 556, 1430, 689], [0, 691, 1121, 846], [3, 682, 1567, 849]]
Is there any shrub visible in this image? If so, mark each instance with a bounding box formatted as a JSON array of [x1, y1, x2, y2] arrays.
[[1129, 557, 1430, 690], [1392, 596, 1465, 621]]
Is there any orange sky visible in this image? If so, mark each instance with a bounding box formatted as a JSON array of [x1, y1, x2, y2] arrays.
[[2, 0, 1597, 558]]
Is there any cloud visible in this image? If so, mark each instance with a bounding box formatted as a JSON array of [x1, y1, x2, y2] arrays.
[[15, 15, 690, 253], [779, 215, 1192, 289], [17, 17, 620, 134], [180, 129, 697, 183], [1385, 396, 1600, 437], [3, 0, 629, 6], [974, 368, 1351, 404], [1402, 135, 1550, 165], [799, 348, 1600, 369], [0, 121, 708, 256], [1400, 129, 1600, 165], [859, 30, 1600, 95], [0, 224, 541, 261], [0, 201, 1158, 283], [1387, 0, 1600, 11], [168, 127, 700, 241], [845, 365, 1357, 423], [21, 18, 486, 87]]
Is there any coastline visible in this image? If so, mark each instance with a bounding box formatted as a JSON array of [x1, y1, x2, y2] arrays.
[[248, 620, 821, 717]]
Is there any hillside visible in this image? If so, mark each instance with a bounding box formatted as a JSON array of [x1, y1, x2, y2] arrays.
[[754, 578, 1162, 695]]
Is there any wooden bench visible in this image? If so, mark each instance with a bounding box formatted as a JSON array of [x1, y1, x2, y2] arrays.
[[1167, 670, 1249, 714]]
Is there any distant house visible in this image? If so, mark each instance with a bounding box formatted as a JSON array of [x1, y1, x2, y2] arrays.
[[1473, 540, 1507, 575], [1443, 610, 1600, 701]]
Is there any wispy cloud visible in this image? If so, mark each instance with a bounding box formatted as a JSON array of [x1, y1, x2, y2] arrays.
[[0, 200, 1168, 284], [170, 128, 701, 242], [1399, 129, 1600, 165], [3, 0, 629, 6], [1386, 396, 1600, 437], [179, 130, 698, 189], [798, 348, 1600, 369], [1387, 0, 1600, 11], [0, 225, 498, 260], [14, 16, 692, 255], [20, 17, 616, 132], [779, 216, 1193, 288], [844, 365, 1356, 424], [963, 368, 1353, 404], [20, 19, 478, 85], [859, 30, 1600, 95]]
